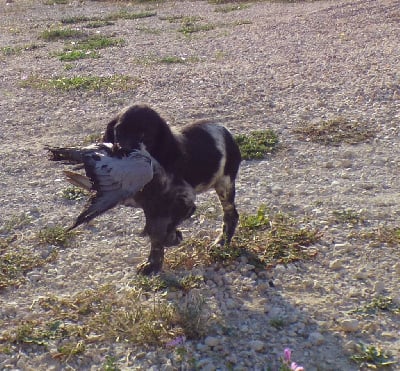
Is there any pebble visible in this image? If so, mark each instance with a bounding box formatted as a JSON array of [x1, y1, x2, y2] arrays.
[[204, 336, 220, 348], [340, 319, 359, 332], [329, 259, 343, 270], [308, 332, 325, 345], [249, 340, 265, 352]]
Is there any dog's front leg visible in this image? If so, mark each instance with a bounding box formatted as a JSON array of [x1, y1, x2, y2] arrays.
[[137, 237, 165, 275], [137, 217, 169, 275]]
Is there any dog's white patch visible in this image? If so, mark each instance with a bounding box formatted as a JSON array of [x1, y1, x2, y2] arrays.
[[194, 124, 227, 193]]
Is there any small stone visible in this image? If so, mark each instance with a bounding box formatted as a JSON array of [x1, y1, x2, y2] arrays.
[[340, 319, 359, 332], [329, 259, 343, 270], [204, 336, 220, 348], [354, 268, 368, 279], [249, 340, 265, 352], [271, 185, 284, 196], [308, 331, 325, 345], [374, 281, 385, 294]]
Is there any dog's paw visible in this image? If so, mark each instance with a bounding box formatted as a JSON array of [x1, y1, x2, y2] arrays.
[[136, 261, 162, 276], [213, 233, 227, 247], [165, 229, 183, 247]]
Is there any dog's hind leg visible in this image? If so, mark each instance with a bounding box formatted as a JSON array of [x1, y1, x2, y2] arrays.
[[214, 176, 239, 246]]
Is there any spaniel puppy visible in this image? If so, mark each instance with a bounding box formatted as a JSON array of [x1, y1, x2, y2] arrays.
[[103, 104, 241, 275]]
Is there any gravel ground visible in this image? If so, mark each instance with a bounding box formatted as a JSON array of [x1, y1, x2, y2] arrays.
[[1, 0, 400, 370]]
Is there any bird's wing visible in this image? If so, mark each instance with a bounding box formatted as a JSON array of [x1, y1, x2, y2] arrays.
[[68, 150, 153, 230]]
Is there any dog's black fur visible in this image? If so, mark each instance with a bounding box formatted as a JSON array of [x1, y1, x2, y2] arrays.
[[103, 104, 241, 275]]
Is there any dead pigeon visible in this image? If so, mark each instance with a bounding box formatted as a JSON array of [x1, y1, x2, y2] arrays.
[[46, 143, 153, 230]]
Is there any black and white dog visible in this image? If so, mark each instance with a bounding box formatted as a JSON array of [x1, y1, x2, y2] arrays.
[[103, 104, 241, 275]]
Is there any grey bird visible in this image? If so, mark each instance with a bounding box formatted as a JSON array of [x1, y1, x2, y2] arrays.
[[46, 143, 154, 230]]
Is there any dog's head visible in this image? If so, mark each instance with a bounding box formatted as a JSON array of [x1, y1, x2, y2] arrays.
[[103, 105, 181, 171]]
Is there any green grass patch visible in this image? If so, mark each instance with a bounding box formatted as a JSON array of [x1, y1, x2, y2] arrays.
[[61, 186, 89, 201], [21, 75, 140, 92], [1, 44, 43, 56], [332, 208, 363, 225], [352, 225, 400, 246], [178, 17, 215, 35], [351, 343, 396, 368], [351, 296, 400, 316], [40, 28, 87, 41], [57, 36, 125, 61], [0, 282, 212, 358], [0, 236, 58, 290], [166, 206, 320, 270], [37, 226, 75, 247], [293, 117, 376, 146], [235, 130, 279, 160], [106, 10, 157, 21]]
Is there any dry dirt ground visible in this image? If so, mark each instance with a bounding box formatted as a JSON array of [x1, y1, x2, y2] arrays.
[[1, 0, 400, 370]]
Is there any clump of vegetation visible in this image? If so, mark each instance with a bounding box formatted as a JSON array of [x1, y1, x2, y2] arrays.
[[357, 225, 400, 246], [352, 296, 400, 315], [178, 17, 215, 35], [235, 130, 279, 160], [57, 36, 125, 61], [61, 186, 88, 201], [237, 206, 321, 267], [21, 75, 140, 92], [166, 205, 320, 270], [40, 28, 87, 41], [0, 281, 212, 359], [351, 343, 396, 368], [293, 117, 375, 145], [214, 4, 249, 13], [37, 226, 75, 247], [332, 208, 364, 225]]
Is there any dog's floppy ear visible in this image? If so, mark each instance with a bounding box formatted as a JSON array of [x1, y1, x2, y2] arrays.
[[102, 118, 118, 143], [153, 120, 182, 172]]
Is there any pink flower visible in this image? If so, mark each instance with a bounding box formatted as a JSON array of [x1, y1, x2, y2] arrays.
[[291, 362, 304, 371], [284, 348, 292, 362]]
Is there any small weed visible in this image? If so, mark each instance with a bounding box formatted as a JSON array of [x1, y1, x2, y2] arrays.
[[351, 343, 396, 368], [43, 0, 68, 4], [0, 245, 57, 289], [85, 20, 115, 29], [21, 75, 140, 92], [269, 317, 285, 330], [178, 17, 215, 35], [103, 356, 121, 371], [61, 16, 92, 24], [294, 117, 376, 146], [57, 49, 100, 61], [106, 11, 157, 21], [214, 4, 249, 13], [357, 225, 400, 246], [57, 341, 86, 358], [240, 204, 270, 230], [1, 213, 33, 234], [131, 275, 167, 292], [61, 186, 88, 201], [0, 44, 41, 56], [235, 130, 279, 160], [37, 226, 74, 247], [160, 55, 186, 64], [352, 296, 400, 315], [332, 208, 363, 225], [57, 36, 125, 61], [40, 28, 87, 41]]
